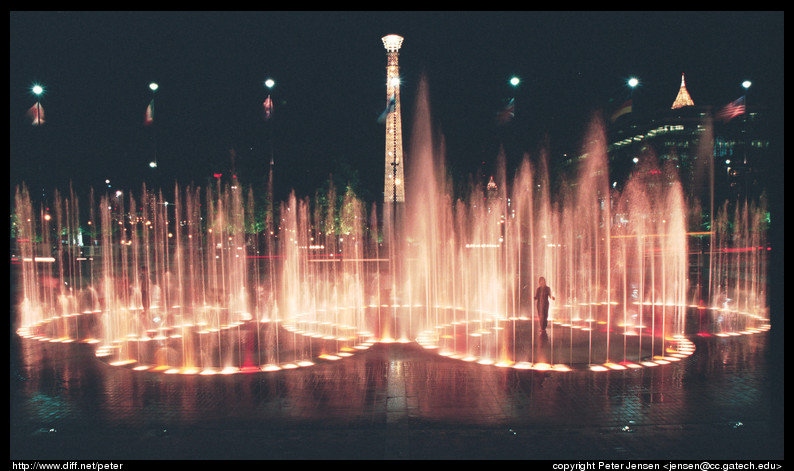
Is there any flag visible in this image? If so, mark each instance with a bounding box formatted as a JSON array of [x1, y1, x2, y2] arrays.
[[144, 99, 154, 126], [609, 99, 632, 122], [263, 95, 273, 121], [716, 96, 745, 122], [495, 98, 515, 125], [378, 93, 396, 124], [26, 103, 44, 126]]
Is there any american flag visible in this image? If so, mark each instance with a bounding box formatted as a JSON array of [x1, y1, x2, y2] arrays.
[[144, 100, 154, 126], [263, 95, 273, 120], [716, 96, 745, 122], [26, 103, 44, 125], [377, 93, 396, 124], [495, 98, 515, 125]]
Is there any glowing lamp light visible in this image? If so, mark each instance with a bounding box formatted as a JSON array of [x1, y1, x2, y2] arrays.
[[742, 80, 752, 89], [149, 82, 158, 92], [382, 34, 404, 51], [32, 84, 44, 95], [264, 78, 275, 89], [509, 76, 520, 87], [628, 77, 639, 88]]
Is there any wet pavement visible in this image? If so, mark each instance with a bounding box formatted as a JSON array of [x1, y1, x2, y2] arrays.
[[9, 322, 783, 461]]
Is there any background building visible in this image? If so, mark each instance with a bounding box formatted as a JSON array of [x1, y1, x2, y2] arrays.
[[605, 76, 771, 232]]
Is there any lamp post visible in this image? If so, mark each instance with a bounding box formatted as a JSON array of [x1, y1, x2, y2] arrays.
[[264, 78, 275, 166], [628, 77, 639, 105], [148, 82, 158, 169], [741, 80, 752, 168], [32, 84, 44, 125]]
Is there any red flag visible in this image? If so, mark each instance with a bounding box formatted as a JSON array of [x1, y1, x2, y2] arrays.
[[263, 95, 273, 120], [26, 103, 45, 125], [144, 100, 154, 126], [716, 96, 745, 122], [610, 99, 632, 122], [495, 98, 515, 125]]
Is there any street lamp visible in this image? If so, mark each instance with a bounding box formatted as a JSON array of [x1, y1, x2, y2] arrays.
[[509, 76, 520, 87], [742, 80, 752, 113], [627, 77, 639, 114], [264, 78, 275, 166], [147, 82, 158, 168], [31, 84, 44, 125]]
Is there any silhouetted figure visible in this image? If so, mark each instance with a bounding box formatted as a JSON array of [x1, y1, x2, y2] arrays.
[[140, 268, 150, 314], [534, 277, 555, 331]]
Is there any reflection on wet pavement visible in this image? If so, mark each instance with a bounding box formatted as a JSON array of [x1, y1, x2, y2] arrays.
[[10, 331, 781, 460]]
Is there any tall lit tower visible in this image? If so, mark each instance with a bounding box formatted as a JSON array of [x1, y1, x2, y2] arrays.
[[671, 73, 695, 109], [382, 34, 405, 203]]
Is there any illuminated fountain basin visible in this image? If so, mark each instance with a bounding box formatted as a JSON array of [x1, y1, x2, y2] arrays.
[[16, 312, 374, 374], [415, 303, 768, 372], [12, 79, 770, 374], [12, 179, 381, 374]]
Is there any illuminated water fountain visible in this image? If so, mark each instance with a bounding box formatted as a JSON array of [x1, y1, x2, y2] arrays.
[[695, 197, 770, 338], [13, 176, 379, 374], [399, 80, 696, 370], [13, 80, 768, 374]]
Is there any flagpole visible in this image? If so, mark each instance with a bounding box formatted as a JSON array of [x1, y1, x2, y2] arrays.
[[265, 78, 275, 167], [32, 84, 43, 125], [741, 81, 752, 166], [147, 82, 159, 171]]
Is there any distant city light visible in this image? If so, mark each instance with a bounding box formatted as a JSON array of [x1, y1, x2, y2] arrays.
[[149, 161, 157, 168]]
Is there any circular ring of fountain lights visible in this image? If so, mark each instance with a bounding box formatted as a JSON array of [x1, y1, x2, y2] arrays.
[[16, 301, 768, 375], [17, 312, 378, 375]]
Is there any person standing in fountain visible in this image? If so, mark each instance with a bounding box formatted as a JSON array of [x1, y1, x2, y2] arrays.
[[534, 277, 555, 332], [139, 268, 150, 329]]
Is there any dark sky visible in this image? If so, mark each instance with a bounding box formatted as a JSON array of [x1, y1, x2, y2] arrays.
[[10, 11, 784, 204]]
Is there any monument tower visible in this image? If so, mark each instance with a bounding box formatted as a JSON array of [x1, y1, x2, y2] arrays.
[[671, 73, 695, 109], [382, 34, 405, 203]]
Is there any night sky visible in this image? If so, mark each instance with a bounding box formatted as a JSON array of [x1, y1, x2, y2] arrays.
[[10, 11, 784, 205]]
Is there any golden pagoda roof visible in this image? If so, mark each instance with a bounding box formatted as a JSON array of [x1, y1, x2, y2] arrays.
[[671, 74, 695, 109]]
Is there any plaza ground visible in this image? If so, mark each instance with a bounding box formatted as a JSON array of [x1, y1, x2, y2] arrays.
[[10, 326, 783, 460]]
